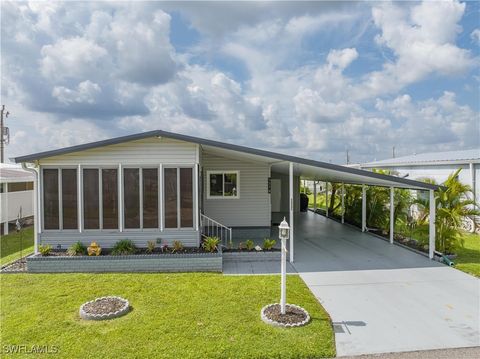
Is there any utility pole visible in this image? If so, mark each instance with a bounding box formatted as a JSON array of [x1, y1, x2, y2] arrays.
[[1, 105, 11, 163], [392, 146, 396, 159], [346, 149, 350, 165]]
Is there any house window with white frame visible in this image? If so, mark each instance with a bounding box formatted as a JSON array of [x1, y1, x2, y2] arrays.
[[207, 171, 239, 198]]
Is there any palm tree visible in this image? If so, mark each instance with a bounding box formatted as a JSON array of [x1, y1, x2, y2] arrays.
[[415, 169, 479, 254]]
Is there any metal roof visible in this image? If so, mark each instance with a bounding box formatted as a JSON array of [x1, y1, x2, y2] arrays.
[[12, 129, 438, 190], [0, 163, 35, 183], [362, 149, 480, 168]]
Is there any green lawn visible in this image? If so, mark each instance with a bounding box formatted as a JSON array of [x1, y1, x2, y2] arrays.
[[0, 227, 34, 266], [0, 273, 335, 358], [455, 233, 480, 277]]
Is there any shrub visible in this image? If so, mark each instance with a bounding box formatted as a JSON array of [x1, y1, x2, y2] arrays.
[[171, 240, 184, 253], [111, 239, 137, 255], [263, 238, 276, 251], [202, 236, 220, 253], [245, 240, 255, 251], [238, 242, 245, 250], [39, 244, 52, 256], [67, 241, 87, 256], [146, 240, 156, 254], [87, 242, 102, 256]]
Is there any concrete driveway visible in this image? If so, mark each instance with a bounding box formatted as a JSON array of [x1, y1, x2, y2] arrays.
[[292, 212, 479, 357]]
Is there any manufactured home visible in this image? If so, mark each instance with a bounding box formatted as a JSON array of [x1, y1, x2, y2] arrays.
[[13, 130, 439, 261]]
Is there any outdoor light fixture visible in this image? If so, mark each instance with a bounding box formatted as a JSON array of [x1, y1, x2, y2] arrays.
[[278, 217, 290, 314]]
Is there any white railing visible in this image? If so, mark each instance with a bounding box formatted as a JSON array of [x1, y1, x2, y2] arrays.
[[200, 213, 232, 247]]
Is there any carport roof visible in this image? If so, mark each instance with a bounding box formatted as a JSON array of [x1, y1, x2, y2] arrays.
[[13, 129, 438, 191]]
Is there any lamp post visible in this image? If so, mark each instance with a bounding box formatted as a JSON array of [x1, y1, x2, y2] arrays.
[[278, 217, 290, 315]]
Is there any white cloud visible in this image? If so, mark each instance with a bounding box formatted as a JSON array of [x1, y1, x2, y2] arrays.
[[326, 48, 358, 70], [52, 81, 102, 105], [471, 29, 480, 45]]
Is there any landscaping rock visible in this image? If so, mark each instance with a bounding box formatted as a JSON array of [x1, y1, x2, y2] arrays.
[[261, 303, 310, 328], [79, 296, 130, 320]]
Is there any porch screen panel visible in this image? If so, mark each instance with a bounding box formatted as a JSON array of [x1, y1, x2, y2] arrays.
[[164, 168, 178, 228], [124, 168, 140, 229], [83, 169, 99, 229], [143, 168, 158, 228], [62, 169, 77, 229], [102, 169, 118, 229], [180, 168, 193, 228], [43, 169, 59, 229]]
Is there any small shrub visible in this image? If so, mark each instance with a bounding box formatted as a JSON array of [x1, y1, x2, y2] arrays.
[[39, 244, 52, 256], [263, 238, 276, 251], [146, 240, 156, 254], [245, 240, 255, 251], [111, 239, 137, 255], [202, 236, 220, 253], [171, 240, 184, 253], [238, 242, 245, 250], [67, 241, 87, 256], [87, 242, 102, 256]]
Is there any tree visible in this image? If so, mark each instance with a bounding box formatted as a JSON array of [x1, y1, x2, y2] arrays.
[[415, 169, 479, 254]]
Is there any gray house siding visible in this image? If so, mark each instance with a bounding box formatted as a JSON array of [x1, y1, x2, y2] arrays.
[[202, 153, 271, 227]]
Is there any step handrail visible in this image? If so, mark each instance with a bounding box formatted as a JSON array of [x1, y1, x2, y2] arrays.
[[200, 213, 233, 247]]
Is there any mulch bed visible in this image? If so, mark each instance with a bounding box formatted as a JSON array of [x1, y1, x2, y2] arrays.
[[263, 304, 309, 326], [40, 247, 216, 257], [83, 297, 126, 316]]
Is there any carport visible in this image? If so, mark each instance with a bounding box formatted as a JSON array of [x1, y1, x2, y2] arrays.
[[268, 159, 438, 262]]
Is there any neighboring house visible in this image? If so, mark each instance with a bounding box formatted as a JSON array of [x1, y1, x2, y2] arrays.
[[359, 149, 480, 232], [13, 130, 438, 260], [0, 163, 35, 235]]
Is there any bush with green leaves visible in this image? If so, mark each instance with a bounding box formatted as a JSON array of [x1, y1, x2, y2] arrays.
[[67, 241, 87, 256], [262, 238, 276, 250], [171, 240, 184, 253], [245, 240, 255, 251], [146, 240, 156, 254], [111, 239, 137, 255], [202, 236, 220, 253], [39, 244, 52, 256]]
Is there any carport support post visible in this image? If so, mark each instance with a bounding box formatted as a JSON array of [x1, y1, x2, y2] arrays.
[[289, 162, 294, 263], [313, 181, 317, 212], [429, 190, 436, 259], [325, 182, 329, 217], [341, 183, 345, 224], [389, 187, 394, 244], [362, 185, 366, 232]]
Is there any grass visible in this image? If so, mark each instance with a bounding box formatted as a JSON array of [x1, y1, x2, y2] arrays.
[[0, 273, 335, 358], [455, 233, 480, 277], [0, 227, 34, 266]]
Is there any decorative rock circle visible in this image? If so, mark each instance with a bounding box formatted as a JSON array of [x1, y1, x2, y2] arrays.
[[79, 296, 130, 320], [261, 303, 310, 328]]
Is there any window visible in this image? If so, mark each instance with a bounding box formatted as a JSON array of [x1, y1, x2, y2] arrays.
[[143, 168, 158, 229], [7, 182, 33, 192], [180, 168, 193, 227], [124, 168, 140, 229], [102, 169, 118, 229], [62, 169, 77, 229], [207, 171, 239, 198], [83, 169, 99, 229], [164, 168, 178, 228], [43, 169, 59, 229]]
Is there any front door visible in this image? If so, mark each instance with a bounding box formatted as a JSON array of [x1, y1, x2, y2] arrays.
[[271, 178, 282, 212]]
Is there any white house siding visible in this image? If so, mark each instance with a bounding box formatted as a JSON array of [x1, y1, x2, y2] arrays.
[[0, 191, 34, 223], [38, 137, 200, 247], [202, 153, 271, 227]]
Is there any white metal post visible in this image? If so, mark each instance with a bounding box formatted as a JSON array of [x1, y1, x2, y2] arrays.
[[362, 184, 366, 232], [429, 190, 436, 259], [390, 187, 394, 244], [3, 182, 8, 235], [33, 170, 38, 254], [118, 164, 123, 232], [470, 162, 476, 233], [341, 183, 345, 224], [289, 162, 294, 263], [281, 235, 286, 314], [325, 182, 329, 217], [313, 181, 317, 212], [77, 165, 82, 233]]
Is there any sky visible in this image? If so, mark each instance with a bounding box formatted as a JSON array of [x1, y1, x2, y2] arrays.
[[1, 0, 479, 164]]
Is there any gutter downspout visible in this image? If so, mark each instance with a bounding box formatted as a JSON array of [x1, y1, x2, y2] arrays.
[[21, 162, 39, 255]]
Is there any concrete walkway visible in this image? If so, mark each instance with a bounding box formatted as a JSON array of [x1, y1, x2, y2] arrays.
[[224, 212, 480, 356]]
